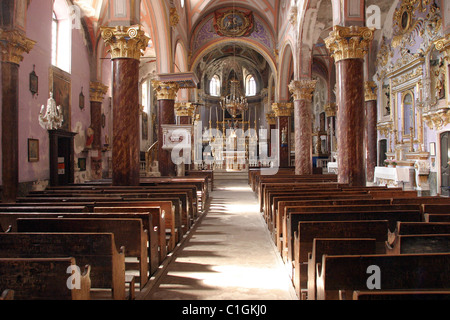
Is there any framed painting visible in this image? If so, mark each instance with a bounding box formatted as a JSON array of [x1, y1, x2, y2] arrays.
[[28, 138, 39, 162], [49, 66, 71, 131], [214, 9, 254, 37]]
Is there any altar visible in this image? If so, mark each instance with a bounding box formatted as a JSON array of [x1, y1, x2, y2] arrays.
[[223, 150, 247, 171], [374, 166, 412, 188]]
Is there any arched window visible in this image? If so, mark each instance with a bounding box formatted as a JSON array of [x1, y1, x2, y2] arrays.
[[51, 11, 58, 66], [210, 75, 220, 97], [52, 1, 72, 73], [246, 75, 256, 96]]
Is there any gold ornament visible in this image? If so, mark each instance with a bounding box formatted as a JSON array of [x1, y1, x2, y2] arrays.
[[0, 29, 35, 65], [101, 25, 149, 60], [325, 25, 374, 62], [152, 80, 180, 100], [289, 79, 318, 100]]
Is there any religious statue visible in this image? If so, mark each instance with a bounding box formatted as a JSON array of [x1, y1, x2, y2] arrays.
[[85, 127, 94, 149], [435, 59, 446, 101], [281, 127, 287, 146]]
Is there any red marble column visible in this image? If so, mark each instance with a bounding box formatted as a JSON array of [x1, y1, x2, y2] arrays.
[[89, 81, 108, 180], [0, 30, 35, 202], [272, 103, 293, 168], [289, 80, 317, 175], [335, 59, 366, 185], [158, 99, 176, 177], [111, 58, 140, 185], [152, 81, 180, 177], [265, 112, 276, 158], [325, 25, 374, 186], [101, 25, 149, 186], [365, 81, 378, 183]]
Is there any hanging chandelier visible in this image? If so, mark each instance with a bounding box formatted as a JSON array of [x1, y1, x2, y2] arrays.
[[220, 78, 248, 118], [39, 92, 64, 130]]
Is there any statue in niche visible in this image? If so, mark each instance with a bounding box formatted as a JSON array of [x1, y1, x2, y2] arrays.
[[435, 58, 446, 101], [85, 127, 94, 149], [383, 84, 391, 115]]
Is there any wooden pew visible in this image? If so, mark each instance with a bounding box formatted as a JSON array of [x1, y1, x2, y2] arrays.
[[0, 257, 91, 300], [0, 211, 160, 276], [425, 214, 450, 222], [94, 206, 171, 261], [274, 198, 391, 250], [394, 222, 450, 237], [16, 218, 149, 289], [316, 253, 450, 300], [292, 220, 389, 298], [285, 208, 420, 263], [386, 233, 450, 255], [352, 290, 450, 300], [0, 289, 14, 300], [422, 204, 450, 214], [0, 206, 88, 212], [0, 232, 128, 300], [307, 238, 377, 300]]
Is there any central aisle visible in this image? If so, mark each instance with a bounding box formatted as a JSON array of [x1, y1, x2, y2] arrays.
[[141, 179, 297, 300]]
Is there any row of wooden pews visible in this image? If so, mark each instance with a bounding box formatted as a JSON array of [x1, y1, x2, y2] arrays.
[[253, 169, 450, 300], [0, 175, 209, 300]]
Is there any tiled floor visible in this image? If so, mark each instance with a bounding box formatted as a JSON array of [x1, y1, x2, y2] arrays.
[[141, 179, 297, 300]]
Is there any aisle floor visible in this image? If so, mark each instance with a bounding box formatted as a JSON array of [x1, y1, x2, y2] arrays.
[[141, 179, 297, 300]]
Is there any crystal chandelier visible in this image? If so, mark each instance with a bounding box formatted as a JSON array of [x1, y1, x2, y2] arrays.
[[220, 78, 248, 118], [39, 92, 64, 130]]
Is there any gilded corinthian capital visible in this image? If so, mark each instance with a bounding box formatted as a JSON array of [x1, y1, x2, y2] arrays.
[[0, 29, 35, 65], [289, 80, 318, 100], [175, 102, 195, 117], [100, 25, 149, 60], [90, 81, 109, 102], [152, 80, 180, 100], [364, 81, 378, 102], [325, 25, 375, 62], [271, 102, 293, 117]]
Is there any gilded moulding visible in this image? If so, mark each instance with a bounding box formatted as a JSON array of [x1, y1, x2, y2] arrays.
[[0, 29, 35, 65], [175, 102, 195, 117], [265, 112, 277, 125], [152, 80, 180, 100], [288, 79, 317, 101], [325, 25, 374, 62], [100, 25, 149, 61], [89, 81, 109, 102], [271, 102, 293, 117], [365, 81, 378, 102], [325, 103, 337, 117], [422, 107, 450, 130], [434, 35, 450, 62]]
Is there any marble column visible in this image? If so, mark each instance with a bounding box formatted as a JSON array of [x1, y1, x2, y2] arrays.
[[89, 81, 108, 180], [265, 112, 276, 158], [89, 81, 108, 149], [289, 80, 317, 175], [272, 103, 293, 168], [101, 25, 149, 186], [325, 103, 337, 154], [365, 81, 378, 183], [325, 25, 374, 186], [0, 29, 35, 202], [152, 81, 180, 177]]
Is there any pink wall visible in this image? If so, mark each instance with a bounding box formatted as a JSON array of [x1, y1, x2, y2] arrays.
[[16, 0, 93, 184]]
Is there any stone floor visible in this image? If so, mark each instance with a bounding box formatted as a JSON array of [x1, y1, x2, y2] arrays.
[[140, 179, 297, 300]]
